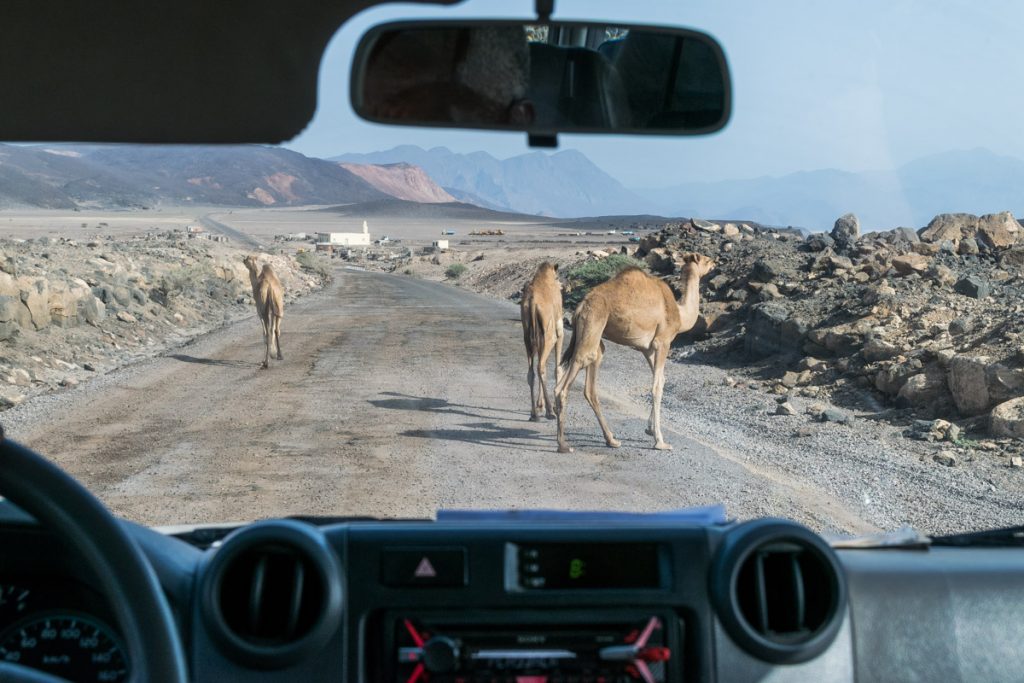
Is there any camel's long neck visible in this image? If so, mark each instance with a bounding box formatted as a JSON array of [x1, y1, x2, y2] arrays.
[[245, 265, 260, 295], [676, 267, 702, 332]]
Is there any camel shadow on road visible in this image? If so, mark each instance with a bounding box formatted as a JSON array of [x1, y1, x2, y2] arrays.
[[369, 392, 526, 422], [400, 421, 559, 453], [169, 354, 251, 368]]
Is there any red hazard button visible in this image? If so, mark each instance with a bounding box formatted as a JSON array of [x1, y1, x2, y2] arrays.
[[381, 548, 467, 587]]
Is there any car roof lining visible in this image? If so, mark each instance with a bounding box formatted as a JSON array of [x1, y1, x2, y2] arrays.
[[0, 0, 459, 144]]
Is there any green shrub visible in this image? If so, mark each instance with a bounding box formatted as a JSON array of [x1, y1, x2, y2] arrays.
[[445, 263, 467, 279], [564, 254, 645, 309], [295, 250, 331, 280]]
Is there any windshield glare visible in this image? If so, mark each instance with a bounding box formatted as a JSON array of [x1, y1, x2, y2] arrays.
[[2, 0, 1024, 537]]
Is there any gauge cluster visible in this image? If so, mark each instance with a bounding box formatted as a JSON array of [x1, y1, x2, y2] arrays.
[[0, 579, 128, 682]]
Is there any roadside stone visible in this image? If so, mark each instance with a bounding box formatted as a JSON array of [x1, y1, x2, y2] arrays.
[[83, 362, 97, 372], [948, 355, 991, 416], [948, 317, 973, 336], [991, 397, 1024, 438], [897, 368, 950, 408], [933, 451, 958, 467], [116, 311, 138, 324], [958, 238, 980, 255], [775, 401, 797, 416], [891, 253, 930, 276], [831, 213, 860, 249], [862, 338, 899, 361], [805, 233, 835, 252], [818, 407, 851, 425], [920, 213, 978, 243], [722, 224, 740, 237], [691, 218, 720, 232], [976, 211, 1019, 249], [953, 275, 990, 299], [1011, 456, 1023, 468]]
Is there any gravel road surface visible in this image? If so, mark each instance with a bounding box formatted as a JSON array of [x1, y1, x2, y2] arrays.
[[3, 268, 1015, 534]]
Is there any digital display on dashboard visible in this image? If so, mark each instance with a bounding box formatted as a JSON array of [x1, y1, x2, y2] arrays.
[[515, 543, 662, 589]]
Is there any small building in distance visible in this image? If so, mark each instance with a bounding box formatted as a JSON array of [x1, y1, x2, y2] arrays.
[[316, 221, 371, 247], [432, 239, 449, 251]]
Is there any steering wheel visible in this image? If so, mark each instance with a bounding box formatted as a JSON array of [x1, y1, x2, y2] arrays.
[[0, 438, 188, 683]]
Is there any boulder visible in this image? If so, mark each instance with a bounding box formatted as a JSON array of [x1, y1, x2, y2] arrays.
[[862, 338, 900, 361], [751, 259, 780, 282], [991, 397, 1024, 438], [976, 211, 1019, 249], [920, 213, 978, 243], [78, 295, 106, 325], [744, 304, 808, 358], [875, 364, 913, 395], [891, 253, 929, 276], [897, 367, 951, 408], [1000, 246, 1024, 270], [948, 355, 990, 416], [953, 275, 990, 299], [958, 238, 980, 255], [19, 280, 49, 330], [927, 264, 956, 286], [691, 218, 720, 232], [891, 227, 920, 243], [0, 295, 18, 323], [722, 224, 740, 237], [805, 233, 835, 252], [831, 213, 860, 249]]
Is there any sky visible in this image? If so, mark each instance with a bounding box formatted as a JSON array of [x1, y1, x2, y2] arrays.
[[285, 0, 1024, 189]]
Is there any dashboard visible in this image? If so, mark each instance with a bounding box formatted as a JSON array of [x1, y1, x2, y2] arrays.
[[2, 502, 1024, 682]]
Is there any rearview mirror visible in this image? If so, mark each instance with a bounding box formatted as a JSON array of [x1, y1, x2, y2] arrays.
[[351, 20, 731, 141]]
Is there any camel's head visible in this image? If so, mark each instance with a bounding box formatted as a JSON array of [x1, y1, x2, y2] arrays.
[[681, 252, 716, 278], [242, 254, 259, 272], [537, 261, 559, 279]]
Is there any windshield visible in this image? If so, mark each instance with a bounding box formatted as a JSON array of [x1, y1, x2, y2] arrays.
[[1, 0, 1023, 537]]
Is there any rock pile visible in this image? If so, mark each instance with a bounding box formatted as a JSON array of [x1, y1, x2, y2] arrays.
[[626, 211, 1024, 444], [0, 234, 324, 409]]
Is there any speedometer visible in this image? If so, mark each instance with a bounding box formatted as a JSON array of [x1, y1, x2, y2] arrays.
[[0, 614, 128, 682]]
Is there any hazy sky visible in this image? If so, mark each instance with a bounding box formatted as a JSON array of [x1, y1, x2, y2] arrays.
[[285, 0, 1024, 189]]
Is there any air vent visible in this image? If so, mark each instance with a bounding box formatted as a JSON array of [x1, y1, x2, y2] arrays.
[[711, 519, 846, 664], [200, 520, 343, 669]]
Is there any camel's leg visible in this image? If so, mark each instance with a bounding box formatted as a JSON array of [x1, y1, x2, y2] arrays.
[[555, 360, 586, 453], [260, 313, 271, 369], [538, 330, 557, 420], [583, 351, 619, 448], [273, 314, 283, 360], [553, 317, 565, 389], [642, 348, 657, 436], [650, 342, 672, 450], [527, 352, 541, 421]]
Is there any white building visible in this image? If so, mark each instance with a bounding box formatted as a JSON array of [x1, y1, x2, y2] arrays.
[[316, 221, 371, 247], [432, 239, 449, 251]]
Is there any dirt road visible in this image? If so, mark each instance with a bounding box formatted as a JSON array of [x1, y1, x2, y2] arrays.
[[3, 268, 879, 531]]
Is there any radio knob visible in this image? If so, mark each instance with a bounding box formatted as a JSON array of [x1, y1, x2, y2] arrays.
[[422, 636, 460, 673]]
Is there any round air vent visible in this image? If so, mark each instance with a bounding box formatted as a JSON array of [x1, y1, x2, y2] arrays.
[[710, 519, 846, 664], [199, 520, 343, 669]]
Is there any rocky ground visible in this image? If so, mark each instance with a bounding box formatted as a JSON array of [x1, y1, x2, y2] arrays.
[[0, 231, 327, 412], [429, 211, 1024, 485]]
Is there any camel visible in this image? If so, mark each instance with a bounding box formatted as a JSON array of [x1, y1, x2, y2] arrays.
[[242, 255, 284, 369], [554, 253, 716, 453], [520, 262, 564, 420]]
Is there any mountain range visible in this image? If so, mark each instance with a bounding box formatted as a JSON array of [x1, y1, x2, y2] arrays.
[[0, 144, 386, 209], [641, 148, 1024, 231], [3, 142, 1024, 232], [331, 145, 651, 218]]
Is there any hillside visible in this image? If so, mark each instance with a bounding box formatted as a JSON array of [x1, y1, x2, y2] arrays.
[[0, 144, 387, 209], [330, 145, 654, 218], [338, 162, 455, 203], [319, 198, 539, 221]]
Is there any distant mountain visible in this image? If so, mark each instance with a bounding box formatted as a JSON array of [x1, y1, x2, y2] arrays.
[[639, 148, 1024, 231], [330, 145, 655, 218], [338, 162, 455, 203], [0, 144, 386, 209]]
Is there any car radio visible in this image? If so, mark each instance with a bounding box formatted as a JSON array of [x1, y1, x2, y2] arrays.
[[383, 610, 678, 682]]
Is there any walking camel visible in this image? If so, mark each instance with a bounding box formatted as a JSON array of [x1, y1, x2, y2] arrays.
[[554, 253, 716, 453], [520, 262, 564, 420], [242, 255, 284, 369]]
